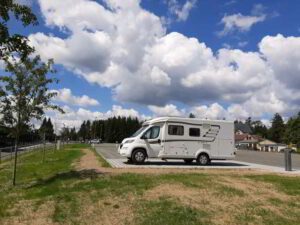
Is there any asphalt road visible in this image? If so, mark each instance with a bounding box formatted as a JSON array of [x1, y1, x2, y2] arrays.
[[236, 150, 300, 170], [95, 144, 300, 170]]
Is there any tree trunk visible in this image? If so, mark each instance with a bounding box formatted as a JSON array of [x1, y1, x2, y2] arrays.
[[12, 137, 18, 186], [12, 107, 21, 186], [42, 132, 46, 162]]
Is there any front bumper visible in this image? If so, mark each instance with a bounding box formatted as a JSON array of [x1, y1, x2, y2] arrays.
[[118, 145, 131, 157]]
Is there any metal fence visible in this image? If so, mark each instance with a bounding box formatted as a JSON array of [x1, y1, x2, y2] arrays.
[[0, 142, 56, 163]]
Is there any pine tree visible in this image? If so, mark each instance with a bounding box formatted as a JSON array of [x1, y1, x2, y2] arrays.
[[251, 120, 268, 138], [46, 118, 55, 141], [86, 120, 91, 140], [284, 112, 300, 147], [78, 121, 87, 141], [70, 127, 77, 141], [269, 113, 285, 143]]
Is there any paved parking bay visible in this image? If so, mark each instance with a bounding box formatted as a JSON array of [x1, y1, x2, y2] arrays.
[[235, 149, 300, 170], [94, 144, 300, 173]]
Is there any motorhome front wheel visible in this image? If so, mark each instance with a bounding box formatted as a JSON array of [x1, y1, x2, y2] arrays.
[[132, 149, 146, 164]]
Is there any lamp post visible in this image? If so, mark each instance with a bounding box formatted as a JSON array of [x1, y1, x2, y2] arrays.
[[93, 116, 98, 139]]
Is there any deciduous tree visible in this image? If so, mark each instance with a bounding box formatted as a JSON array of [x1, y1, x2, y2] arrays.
[[0, 0, 38, 60], [0, 55, 63, 185]]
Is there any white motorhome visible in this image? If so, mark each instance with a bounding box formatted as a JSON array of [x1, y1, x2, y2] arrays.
[[118, 117, 235, 165]]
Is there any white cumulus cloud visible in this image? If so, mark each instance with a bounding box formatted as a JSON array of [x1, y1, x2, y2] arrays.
[[165, 0, 197, 22], [218, 14, 265, 36], [28, 0, 300, 122], [47, 104, 149, 130], [218, 4, 266, 36], [148, 104, 185, 117], [52, 88, 100, 107]]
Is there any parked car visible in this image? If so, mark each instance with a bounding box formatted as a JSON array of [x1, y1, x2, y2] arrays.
[[90, 139, 102, 144]]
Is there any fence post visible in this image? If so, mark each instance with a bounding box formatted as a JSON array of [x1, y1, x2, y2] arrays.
[[0, 149, 2, 164], [10, 146, 13, 160], [57, 140, 61, 150], [42, 133, 46, 162]]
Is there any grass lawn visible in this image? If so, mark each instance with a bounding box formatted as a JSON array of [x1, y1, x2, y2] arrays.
[[0, 144, 299, 225]]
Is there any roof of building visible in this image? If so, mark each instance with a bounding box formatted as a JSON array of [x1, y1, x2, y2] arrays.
[[235, 134, 248, 142], [259, 139, 280, 146], [240, 139, 259, 143], [235, 134, 264, 142], [234, 122, 252, 134], [251, 135, 265, 141]]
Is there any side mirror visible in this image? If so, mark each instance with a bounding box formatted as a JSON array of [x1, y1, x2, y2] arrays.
[[141, 135, 147, 140]]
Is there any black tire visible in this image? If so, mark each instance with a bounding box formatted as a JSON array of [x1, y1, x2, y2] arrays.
[[197, 153, 210, 165], [131, 149, 146, 164], [184, 159, 194, 164]]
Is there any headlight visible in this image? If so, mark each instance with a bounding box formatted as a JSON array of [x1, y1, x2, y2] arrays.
[[125, 140, 134, 144]]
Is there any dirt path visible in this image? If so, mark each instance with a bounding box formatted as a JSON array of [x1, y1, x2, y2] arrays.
[[76, 148, 105, 172]]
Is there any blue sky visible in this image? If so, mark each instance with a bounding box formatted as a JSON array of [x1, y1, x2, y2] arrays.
[[8, 0, 300, 127]]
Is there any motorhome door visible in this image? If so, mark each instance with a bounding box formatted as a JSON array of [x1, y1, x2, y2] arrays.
[[142, 126, 163, 157]]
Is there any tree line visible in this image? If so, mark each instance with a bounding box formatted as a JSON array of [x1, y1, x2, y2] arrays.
[[64, 116, 141, 143], [0, 116, 142, 146], [236, 112, 300, 147]]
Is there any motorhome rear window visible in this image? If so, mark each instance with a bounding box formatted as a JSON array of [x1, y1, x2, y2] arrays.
[[168, 125, 184, 136], [189, 128, 200, 137]]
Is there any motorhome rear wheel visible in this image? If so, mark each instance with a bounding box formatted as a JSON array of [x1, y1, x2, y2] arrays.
[[197, 153, 210, 165]]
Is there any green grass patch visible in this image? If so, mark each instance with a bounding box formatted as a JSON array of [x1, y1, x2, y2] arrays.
[[62, 143, 89, 149], [1, 148, 82, 187], [245, 175, 300, 195], [136, 197, 211, 225], [0, 145, 84, 219]]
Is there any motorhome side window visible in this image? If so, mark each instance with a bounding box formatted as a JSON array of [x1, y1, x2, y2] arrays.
[[189, 128, 200, 137], [143, 126, 160, 139], [168, 125, 184, 136]]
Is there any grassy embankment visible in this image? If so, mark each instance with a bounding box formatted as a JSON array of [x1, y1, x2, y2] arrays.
[[0, 144, 299, 225]]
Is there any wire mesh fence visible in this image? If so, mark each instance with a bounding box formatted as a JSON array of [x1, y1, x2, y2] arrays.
[[0, 142, 56, 164]]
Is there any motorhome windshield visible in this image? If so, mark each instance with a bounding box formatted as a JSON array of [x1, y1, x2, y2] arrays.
[[131, 126, 149, 137]]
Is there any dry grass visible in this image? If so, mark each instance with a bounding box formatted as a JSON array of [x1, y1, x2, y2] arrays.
[[1, 146, 300, 225], [141, 176, 299, 225], [2, 200, 56, 225]]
